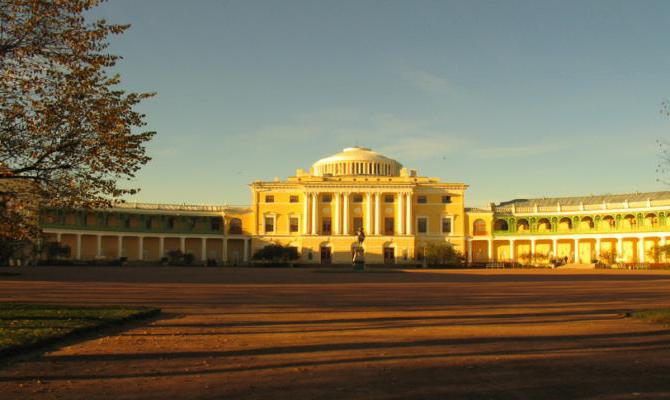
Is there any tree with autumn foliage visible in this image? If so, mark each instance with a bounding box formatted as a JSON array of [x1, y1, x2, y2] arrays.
[[0, 0, 155, 243]]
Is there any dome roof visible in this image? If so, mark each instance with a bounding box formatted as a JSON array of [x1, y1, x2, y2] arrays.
[[312, 147, 402, 177]]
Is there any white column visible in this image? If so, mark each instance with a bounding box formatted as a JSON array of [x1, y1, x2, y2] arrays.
[[397, 193, 404, 235], [488, 239, 493, 261], [639, 237, 645, 263], [405, 193, 412, 235], [343, 193, 349, 235], [573, 238, 579, 263], [530, 239, 536, 255], [158, 237, 164, 258], [56, 232, 62, 243], [76, 234, 82, 260], [552, 238, 558, 257], [222, 238, 228, 263], [334, 192, 341, 235], [510, 240, 515, 261], [366, 192, 373, 234], [661, 236, 667, 262], [243, 239, 249, 262], [117, 236, 123, 258], [138, 236, 144, 261], [617, 237, 623, 259], [201, 238, 207, 262], [303, 192, 310, 234], [180, 237, 186, 253], [96, 235, 102, 258], [595, 237, 601, 259], [374, 193, 381, 235], [467, 239, 473, 263], [311, 193, 318, 235]]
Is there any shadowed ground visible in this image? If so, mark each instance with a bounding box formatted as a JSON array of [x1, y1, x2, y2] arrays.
[[1, 267, 670, 399]]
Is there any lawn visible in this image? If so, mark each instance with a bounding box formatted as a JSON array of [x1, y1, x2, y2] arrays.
[[632, 309, 670, 325], [0, 303, 159, 357]]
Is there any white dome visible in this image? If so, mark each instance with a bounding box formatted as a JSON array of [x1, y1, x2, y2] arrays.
[[312, 147, 402, 177]]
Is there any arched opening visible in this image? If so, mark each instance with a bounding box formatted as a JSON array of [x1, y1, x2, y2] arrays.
[[580, 216, 594, 230], [537, 218, 552, 232], [558, 217, 572, 231], [644, 213, 659, 228], [229, 218, 242, 234], [516, 219, 529, 232], [85, 213, 97, 227], [493, 219, 509, 231], [601, 215, 615, 230], [473, 219, 487, 236], [623, 214, 637, 229]]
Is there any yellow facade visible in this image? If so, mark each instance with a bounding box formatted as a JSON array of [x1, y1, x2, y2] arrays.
[[39, 147, 670, 266]]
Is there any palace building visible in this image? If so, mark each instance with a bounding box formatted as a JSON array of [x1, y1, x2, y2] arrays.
[[39, 147, 670, 266]]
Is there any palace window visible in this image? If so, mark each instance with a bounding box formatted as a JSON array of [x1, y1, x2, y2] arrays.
[[352, 194, 363, 203], [145, 218, 153, 229], [289, 217, 300, 233], [211, 217, 222, 231], [442, 196, 452, 204], [322, 194, 332, 203], [322, 217, 332, 234], [353, 217, 363, 232], [384, 217, 394, 235], [384, 195, 394, 203], [265, 195, 274, 203], [473, 219, 487, 235], [493, 219, 508, 231], [417, 195, 427, 204], [442, 217, 453, 234], [417, 217, 428, 234], [167, 217, 176, 230], [290, 195, 299, 203], [264, 216, 275, 233], [229, 218, 242, 234]]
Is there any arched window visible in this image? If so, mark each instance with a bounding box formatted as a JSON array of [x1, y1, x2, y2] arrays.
[[558, 217, 572, 231], [623, 214, 636, 229], [229, 218, 242, 234], [493, 219, 509, 231], [537, 218, 551, 232], [580, 216, 594, 230], [473, 219, 487, 235], [644, 213, 658, 227], [516, 219, 529, 232], [85, 213, 97, 227], [602, 215, 615, 230]]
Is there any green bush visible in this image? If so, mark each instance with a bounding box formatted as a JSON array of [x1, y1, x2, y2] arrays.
[[422, 242, 464, 266], [253, 244, 300, 263]]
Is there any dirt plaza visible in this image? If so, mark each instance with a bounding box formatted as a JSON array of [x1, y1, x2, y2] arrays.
[[1, 267, 670, 399]]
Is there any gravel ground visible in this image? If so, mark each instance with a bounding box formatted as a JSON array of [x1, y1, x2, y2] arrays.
[[1, 267, 670, 399]]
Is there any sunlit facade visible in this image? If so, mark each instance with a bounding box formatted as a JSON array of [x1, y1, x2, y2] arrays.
[[40, 147, 670, 266]]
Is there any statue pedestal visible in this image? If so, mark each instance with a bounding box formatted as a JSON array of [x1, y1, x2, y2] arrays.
[[352, 248, 366, 271]]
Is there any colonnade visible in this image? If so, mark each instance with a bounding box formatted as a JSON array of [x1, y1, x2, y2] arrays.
[[48, 231, 250, 263], [467, 234, 669, 264], [302, 191, 413, 236]]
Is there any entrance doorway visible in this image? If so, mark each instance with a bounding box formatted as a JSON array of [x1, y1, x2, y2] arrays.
[[383, 247, 395, 265], [320, 246, 332, 264]]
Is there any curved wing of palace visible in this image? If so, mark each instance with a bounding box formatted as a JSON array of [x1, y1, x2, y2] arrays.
[[39, 147, 670, 266]]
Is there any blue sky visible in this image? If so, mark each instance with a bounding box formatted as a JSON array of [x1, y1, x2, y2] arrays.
[[92, 0, 670, 207]]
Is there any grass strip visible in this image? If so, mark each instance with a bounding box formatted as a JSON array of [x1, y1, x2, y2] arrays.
[[0, 303, 160, 358], [631, 309, 670, 325]]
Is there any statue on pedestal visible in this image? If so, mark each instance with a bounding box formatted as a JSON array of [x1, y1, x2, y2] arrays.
[[353, 227, 366, 270]]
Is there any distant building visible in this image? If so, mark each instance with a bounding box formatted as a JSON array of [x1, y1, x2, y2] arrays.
[[39, 147, 670, 265]]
